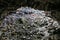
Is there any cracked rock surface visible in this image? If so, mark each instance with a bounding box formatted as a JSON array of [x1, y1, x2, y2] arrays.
[[0, 7, 60, 40]]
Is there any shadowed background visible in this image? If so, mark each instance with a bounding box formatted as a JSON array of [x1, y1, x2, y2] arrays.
[[0, 0, 60, 22]]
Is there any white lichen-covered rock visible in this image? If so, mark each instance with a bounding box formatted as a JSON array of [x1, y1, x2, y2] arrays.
[[0, 7, 60, 40]]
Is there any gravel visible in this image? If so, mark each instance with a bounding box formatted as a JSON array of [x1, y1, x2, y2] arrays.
[[0, 7, 60, 40]]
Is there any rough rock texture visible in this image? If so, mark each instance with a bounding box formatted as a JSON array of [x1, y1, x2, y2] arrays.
[[0, 7, 60, 40], [0, 0, 60, 22]]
